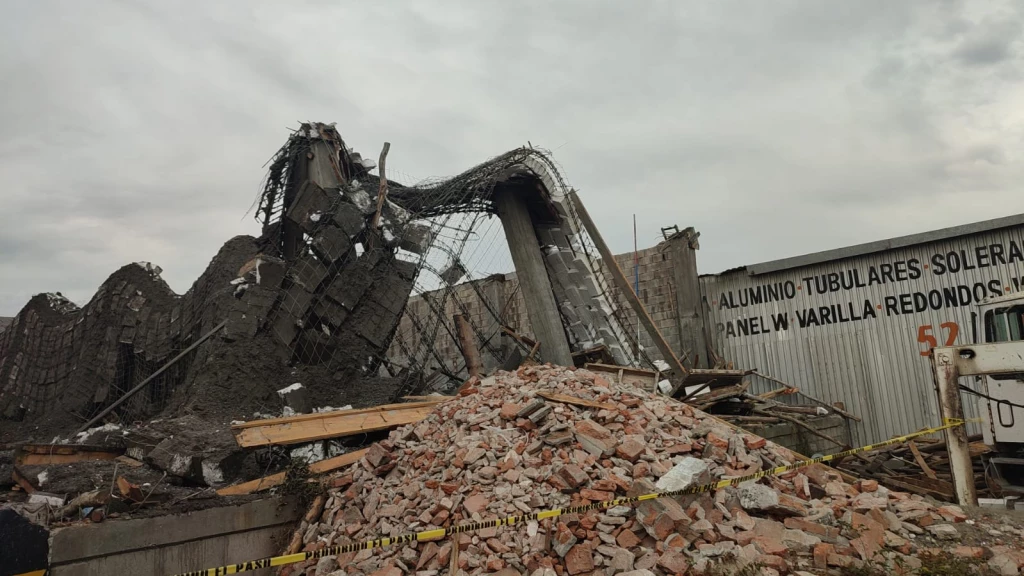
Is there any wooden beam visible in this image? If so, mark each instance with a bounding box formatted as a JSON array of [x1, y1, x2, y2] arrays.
[[454, 314, 483, 377], [536, 391, 617, 411], [908, 441, 938, 480], [369, 142, 391, 233], [568, 191, 688, 386], [232, 403, 441, 448], [15, 444, 124, 466], [231, 400, 445, 430], [216, 448, 368, 496], [757, 386, 800, 401], [11, 467, 36, 494]]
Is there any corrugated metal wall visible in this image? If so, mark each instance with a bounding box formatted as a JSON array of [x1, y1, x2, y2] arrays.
[[702, 226, 1024, 445]]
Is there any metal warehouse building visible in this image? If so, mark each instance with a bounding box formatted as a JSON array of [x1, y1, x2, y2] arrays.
[[700, 214, 1024, 446]]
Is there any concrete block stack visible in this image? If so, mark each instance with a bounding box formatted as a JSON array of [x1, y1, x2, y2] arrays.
[[287, 365, 1024, 576]]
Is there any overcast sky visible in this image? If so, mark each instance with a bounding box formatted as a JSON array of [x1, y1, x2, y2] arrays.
[[1, 1, 1022, 315]]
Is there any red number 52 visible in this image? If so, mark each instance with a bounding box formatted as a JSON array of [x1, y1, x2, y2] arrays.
[[918, 322, 959, 356]]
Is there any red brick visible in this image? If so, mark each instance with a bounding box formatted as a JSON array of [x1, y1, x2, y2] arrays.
[[953, 546, 986, 559], [938, 505, 968, 523], [744, 435, 767, 450], [757, 555, 788, 571], [616, 529, 641, 548], [828, 553, 859, 568], [784, 517, 839, 542], [564, 545, 595, 575], [706, 431, 730, 449], [753, 537, 787, 555], [657, 550, 689, 574], [615, 437, 646, 462], [858, 479, 879, 492], [851, 526, 884, 561], [580, 488, 613, 502], [814, 543, 834, 569], [558, 464, 590, 489], [499, 403, 521, 420], [463, 494, 489, 516], [632, 462, 651, 478], [665, 442, 693, 454]]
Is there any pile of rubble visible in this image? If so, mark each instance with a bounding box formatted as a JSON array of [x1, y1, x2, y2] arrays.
[[285, 365, 1024, 576]]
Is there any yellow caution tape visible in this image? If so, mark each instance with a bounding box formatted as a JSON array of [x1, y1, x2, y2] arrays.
[[170, 418, 966, 576]]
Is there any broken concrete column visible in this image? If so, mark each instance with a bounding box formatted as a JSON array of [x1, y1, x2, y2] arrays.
[[494, 188, 573, 366], [667, 227, 708, 368]]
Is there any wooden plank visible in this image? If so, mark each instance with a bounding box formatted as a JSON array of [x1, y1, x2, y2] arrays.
[[908, 441, 938, 480], [757, 386, 800, 400], [231, 400, 446, 430], [11, 467, 37, 494], [233, 405, 438, 448], [401, 395, 450, 402], [570, 191, 688, 384], [15, 444, 123, 466], [216, 448, 368, 496], [115, 455, 145, 468], [536, 391, 617, 411], [454, 313, 483, 377]]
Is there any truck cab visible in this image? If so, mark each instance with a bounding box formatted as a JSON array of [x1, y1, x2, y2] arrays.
[[977, 293, 1024, 444], [975, 293, 1024, 496]]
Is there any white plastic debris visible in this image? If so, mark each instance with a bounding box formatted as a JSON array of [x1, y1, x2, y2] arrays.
[[310, 212, 322, 222], [229, 277, 247, 285], [657, 380, 673, 395], [313, 405, 353, 413], [29, 493, 64, 507], [816, 406, 829, 415], [74, 423, 122, 444], [655, 457, 710, 492], [291, 442, 327, 463], [277, 383, 304, 396], [653, 360, 670, 372], [37, 471, 48, 487]]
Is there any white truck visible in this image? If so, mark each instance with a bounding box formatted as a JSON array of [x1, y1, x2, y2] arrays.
[[932, 292, 1024, 504]]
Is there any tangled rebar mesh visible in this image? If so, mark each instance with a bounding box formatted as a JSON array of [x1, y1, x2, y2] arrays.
[[255, 125, 654, 386], [232, 124, 660, 400]]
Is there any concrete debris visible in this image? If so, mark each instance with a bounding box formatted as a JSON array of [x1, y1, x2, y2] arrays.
[[277, 365, 1021, 576]]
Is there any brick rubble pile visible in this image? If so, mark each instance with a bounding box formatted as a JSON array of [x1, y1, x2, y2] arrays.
[[288, 365, 1024, 576]]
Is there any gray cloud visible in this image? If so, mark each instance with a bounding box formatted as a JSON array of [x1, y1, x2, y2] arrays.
[[1, 0, 1023, 315]]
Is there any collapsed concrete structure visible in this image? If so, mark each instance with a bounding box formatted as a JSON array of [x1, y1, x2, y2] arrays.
[[1, 123, 674, 575]]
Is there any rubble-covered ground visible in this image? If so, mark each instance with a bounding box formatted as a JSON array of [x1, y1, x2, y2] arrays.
[[284, 365, 1024, 576]]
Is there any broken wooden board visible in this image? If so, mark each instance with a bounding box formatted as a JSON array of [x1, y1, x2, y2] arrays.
[[231, 401, 444, 447], [14, 443, 123, 466], [536, 391, 618, 411], [908, 441, 938, 480], [11, 467, 36, 494], [216, 448, 368, 496], [584, 362, 659, 391]]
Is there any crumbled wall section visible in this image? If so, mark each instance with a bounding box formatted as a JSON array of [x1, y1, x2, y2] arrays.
[[0, 238, 261, 435], [388, 243, 681, 375]]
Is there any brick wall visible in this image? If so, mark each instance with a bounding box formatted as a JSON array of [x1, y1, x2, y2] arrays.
[[388, 240, 687, 373]]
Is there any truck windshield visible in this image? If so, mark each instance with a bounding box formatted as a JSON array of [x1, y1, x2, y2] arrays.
[[985, 306, 1024, 342]]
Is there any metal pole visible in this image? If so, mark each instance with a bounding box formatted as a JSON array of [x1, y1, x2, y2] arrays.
[[77, 320, 228, 433]]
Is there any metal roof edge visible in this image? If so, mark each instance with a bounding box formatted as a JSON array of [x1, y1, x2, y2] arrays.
[[733, 213, 1024, 277]]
